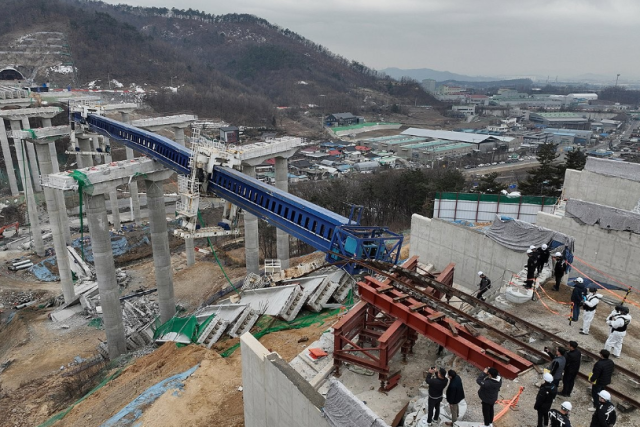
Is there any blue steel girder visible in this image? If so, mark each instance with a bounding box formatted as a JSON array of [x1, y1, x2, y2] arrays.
[[73, 113, 404, 267], [209, 166, 348, 252]]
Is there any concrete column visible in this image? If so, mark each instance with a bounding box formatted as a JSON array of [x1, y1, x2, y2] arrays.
[[41, 118, 52, 128], [185, 237, 195, 266], [103, 143, 121, 230], [275, 157, 290, 269], [45, 141, 71, 244], [26, 142, 42, 192], [35, 142, 75, 303], [243, 165, 260, 275], [0, 119, 19, 196], [146, 179, 176, 323], [21, 117, 30, 130], [173, 127, 185, 146], [126, 147, 142, 225], [120, 112, 130, 124], [85, 192, 126, 358], [10, 120, 26, 192], [14, 140, 45, 256], [92, 136, 102, 164], [77, 136, 93, 169]]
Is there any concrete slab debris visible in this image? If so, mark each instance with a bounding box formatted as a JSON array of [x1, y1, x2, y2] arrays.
[[50, 305, 83, 322], [219, 284, 306, 321]]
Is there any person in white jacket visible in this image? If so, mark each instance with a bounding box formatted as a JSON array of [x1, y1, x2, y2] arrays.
[[604, 305, 632, 358], [580, 288, 602, 335]]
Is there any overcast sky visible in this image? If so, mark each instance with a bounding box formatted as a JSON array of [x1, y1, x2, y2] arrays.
[[102, 0, 640, 81]]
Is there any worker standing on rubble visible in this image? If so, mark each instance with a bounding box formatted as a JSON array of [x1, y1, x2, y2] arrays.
[[604, 305, 632, 358], [570, 278, 587, 321], [525, 249, 537, 289], [543, 346, 566, 389], [581, 288, 603, 335], [444, 369, 465, 426], [476, 367, 502, 427], [425, 367, 448, 426], [588, 349, 614, 412], [548, 402, 572, 427], [559, 341, 581, 397], [476, 271, 492, 302], [552, 252, 566, 292], [534, 372, 557, 427], [536, 244, 551, 275]]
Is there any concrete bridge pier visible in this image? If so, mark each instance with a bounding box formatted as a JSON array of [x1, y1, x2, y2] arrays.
[[275, 157, 290, 269], [243, 164, 260, 275], [14, 139, 45, 256], [34, 141, 75, 304], [0, 119, 19, 196]]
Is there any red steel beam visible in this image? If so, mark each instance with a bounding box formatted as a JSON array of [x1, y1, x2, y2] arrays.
[[358, 275, 532, 379]]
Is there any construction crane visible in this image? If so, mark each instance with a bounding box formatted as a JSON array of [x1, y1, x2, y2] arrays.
[[0, 222, 19, 239], [72, 109, 403, 273]]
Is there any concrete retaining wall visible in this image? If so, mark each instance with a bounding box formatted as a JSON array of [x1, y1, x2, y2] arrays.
[[536, 212, 640, 287], [241, 333, 328, 427], [563, 169, 640, 211], [409, 214, 526, 290]]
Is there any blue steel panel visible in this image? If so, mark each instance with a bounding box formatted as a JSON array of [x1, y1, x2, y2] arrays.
[[209, 167, 349, 252]]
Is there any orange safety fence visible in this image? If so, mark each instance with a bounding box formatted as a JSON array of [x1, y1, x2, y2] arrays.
[[566, 261, 640, 310], [572, 255, 640, 295], [494, 386, 525, 422]]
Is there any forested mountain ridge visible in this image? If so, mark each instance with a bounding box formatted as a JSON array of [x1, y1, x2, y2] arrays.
[[0, 0, 439, 124]]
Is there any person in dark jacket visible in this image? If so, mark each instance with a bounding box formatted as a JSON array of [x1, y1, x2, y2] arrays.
[[590, 390, 616, 427], [526, 249, 537, 289], [570, 277, 587, 321], [536, 244, 551, 275], [552, 252, 566, 291], [549, 401, 572, 427], [445, 369, 465, 426], [535, 372, 557, 427], [589, 349, 615, 411], [425, 367, 448, 425], [477, 271, 492, 302], [477, 367, 502, 427], [544, 346, 567, 389], [560, 341, 581, 397]]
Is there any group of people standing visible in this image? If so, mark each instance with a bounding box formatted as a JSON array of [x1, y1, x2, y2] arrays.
[[536, 343, 617, 427], [424, 366, 501, 427], [525, 244, 552, 289]]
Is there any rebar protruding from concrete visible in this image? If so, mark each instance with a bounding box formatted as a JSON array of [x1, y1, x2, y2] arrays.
[[243, 164, 260, 275], [275, 157, 290, 269], [35, 142, 75, 304], [185, 236, 195, 266], [14, 140, 45, 256], [146, 179, 176, 322], [0, 119, 19, 196], [126, 147, 142, 225], [85, 192, 127, 359]]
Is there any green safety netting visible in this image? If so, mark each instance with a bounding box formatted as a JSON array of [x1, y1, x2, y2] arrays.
[[69, 170, 93, 260], [152, 314, 216, 346]]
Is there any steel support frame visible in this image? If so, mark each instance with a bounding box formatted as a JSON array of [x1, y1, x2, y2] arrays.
[[358, 275, 530, 379], [333, 301, 417, 389]]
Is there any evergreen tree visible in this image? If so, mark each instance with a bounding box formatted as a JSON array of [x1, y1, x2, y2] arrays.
[[476, 172, 507, 194], [517, 142, 564, 196], [564, 147, 587, 171]]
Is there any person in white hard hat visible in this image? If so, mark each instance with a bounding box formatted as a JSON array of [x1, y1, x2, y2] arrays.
[[605, 305, 632, 358], [477, 271, 492, 302], [549, 401, 572, 427], [570, 277, 587, 321], [581, 287, 603, 335], [536, 243, 551, 275], [591, 390, 616, 427], [552, 251, 566, 291], [534, 372, 557, 427]]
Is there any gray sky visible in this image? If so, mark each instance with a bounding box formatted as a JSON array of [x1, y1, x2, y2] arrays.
[[102, 0, 640, 81]]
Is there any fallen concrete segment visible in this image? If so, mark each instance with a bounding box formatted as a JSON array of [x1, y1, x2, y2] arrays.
[[219, 284, 306, 322]]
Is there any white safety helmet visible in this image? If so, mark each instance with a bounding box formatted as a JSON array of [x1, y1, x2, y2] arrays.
[[554, 252, 562, 257], [561, 401, 572, 412], [541, 244, 548, 250], [598, 390, 611, 401], [527, 249, 533, 254], [478, 271, 484, 276], [530, 245, 537, 250], [575, 277, 584, 284], [543, 372, 553, 383]]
